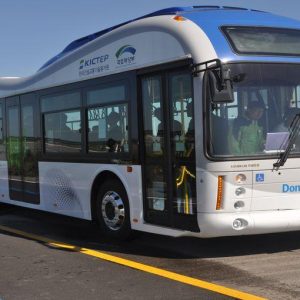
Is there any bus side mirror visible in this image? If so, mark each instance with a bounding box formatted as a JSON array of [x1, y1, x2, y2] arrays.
[[208, 69, 234, 103]]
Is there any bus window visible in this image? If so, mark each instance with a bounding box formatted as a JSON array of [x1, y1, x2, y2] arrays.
[[0, 102, 4, 160], [22, 105, 36, 179], [41, 91, 82, 153], [208, 64, 300, 157], [44, 110, 81, 153], [7, 106, 21, 183], [87, 85, 125, 106], [87, 104, 128, 153], [41, 92, 80, 112], [86, 83, 129, 154]]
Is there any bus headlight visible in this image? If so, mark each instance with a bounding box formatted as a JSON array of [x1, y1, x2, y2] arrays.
[[235, 174, 246, 184]]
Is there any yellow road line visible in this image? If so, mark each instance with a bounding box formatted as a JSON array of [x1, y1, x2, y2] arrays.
[[0, 225, 266, 300]]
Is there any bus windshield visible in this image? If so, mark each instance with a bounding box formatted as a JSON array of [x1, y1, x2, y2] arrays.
[[208, 63, 300, 158]]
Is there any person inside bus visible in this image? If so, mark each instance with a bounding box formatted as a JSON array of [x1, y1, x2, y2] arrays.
[[228, 100, 265, 155], [89, 125, 99, 143], [185, 101, 195, 157], [60, 113, 72, 140], [154, 107, 182, 138], [61, 113, 71, 131], [153, 107, 183, 154], [91, 125, 99, 137], [88, 125, 99, 152], [106, 111, 123, 152]]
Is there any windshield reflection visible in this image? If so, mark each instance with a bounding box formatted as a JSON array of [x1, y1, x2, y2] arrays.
[[208, 63, 300, 158]]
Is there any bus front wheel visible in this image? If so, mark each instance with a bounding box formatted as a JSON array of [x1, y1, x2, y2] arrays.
[[96, 179, 132, 240]]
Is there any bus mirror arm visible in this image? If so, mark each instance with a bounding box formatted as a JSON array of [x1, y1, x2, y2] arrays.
[[192, 59, 234, 103]]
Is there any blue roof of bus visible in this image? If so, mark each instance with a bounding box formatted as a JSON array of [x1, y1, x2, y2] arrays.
[[39, 6, 300, 70], [183, 8, 300, 62]]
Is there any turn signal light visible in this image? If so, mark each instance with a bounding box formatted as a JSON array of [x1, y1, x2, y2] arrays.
[[216, 176, 224, 210]]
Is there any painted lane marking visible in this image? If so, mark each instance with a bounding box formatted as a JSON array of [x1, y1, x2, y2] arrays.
[[0, 225, 266, 300]]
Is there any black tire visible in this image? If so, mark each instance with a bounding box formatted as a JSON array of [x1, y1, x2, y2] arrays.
[[96, 179, 132, 240]]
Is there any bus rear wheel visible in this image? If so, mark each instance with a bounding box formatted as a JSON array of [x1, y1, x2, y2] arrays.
[[96, 179, 132, 240]]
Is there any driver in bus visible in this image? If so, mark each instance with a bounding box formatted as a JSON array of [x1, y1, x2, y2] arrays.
[[228, 100, 265, 155]]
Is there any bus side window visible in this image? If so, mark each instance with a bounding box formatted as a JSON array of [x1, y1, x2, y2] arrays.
[[41, 91, 82, 153], [87, 104, 128, 153], [86, 83, 129, 154], [44, 110, 82, 153]]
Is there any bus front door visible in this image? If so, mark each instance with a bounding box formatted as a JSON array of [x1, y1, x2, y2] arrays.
[[140, 70, 199, 232]]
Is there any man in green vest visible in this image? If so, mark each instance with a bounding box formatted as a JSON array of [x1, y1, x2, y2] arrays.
[[229, 100, 265, 155]]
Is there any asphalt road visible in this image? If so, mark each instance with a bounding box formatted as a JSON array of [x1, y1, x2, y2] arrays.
[[1, 204, 300, 299]]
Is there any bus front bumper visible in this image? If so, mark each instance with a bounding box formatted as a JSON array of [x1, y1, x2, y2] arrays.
[[197, 210, 300, 238]]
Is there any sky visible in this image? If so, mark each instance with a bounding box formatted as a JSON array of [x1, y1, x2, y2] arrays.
[[1, 0, 300, 77]]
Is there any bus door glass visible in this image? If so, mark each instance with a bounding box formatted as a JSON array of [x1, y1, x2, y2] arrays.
[[21, 94, 40, 203], [0, 101, 4, 160], [6, 94, 40, 203], [169, 73, 197, 217], [141, 75, 169, 226], [140, 70, 198, 231], [7, 97, 22, 201]]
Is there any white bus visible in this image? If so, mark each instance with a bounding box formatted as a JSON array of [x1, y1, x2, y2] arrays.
[[2, 6, 300, 239]]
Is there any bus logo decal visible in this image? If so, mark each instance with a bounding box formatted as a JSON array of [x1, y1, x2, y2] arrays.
[[116, 45, 136, 66], [79, 54, 110, 76], [115, 45, 136, 58], [79, 55, 109, 70]]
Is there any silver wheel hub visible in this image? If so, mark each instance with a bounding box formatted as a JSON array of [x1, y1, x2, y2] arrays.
[[101, 191, 125, 231]]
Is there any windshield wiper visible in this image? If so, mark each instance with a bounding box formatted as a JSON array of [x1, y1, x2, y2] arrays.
[[273, 113, 300, 170]]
